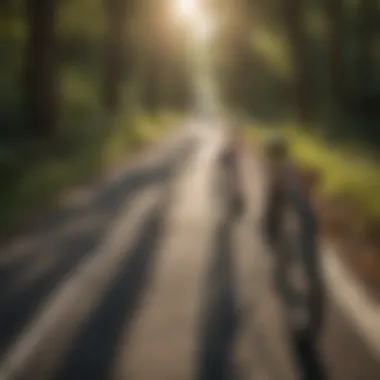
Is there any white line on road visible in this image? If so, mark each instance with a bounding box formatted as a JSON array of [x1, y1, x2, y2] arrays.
[[323, 245, 380, 359]]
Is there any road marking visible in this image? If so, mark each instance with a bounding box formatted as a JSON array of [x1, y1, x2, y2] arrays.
[[0, 185, 164, 380], [323, 245, 380, 359]]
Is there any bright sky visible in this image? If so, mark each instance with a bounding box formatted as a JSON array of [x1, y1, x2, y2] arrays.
[[174, 0, 220, 115], [177, 0, 199, 19], [175, 0, 215, 41]]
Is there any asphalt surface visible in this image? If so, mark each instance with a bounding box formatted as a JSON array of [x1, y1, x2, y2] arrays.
[[0, 122, 379, 380]]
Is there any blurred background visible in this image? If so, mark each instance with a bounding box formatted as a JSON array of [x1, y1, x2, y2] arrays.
[[0, 1, 380, 379], [1, 0, 380, 293]]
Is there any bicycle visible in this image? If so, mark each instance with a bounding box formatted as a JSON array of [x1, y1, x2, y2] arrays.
[[219, 130, 245, 219], [265, 173, 325, 343]]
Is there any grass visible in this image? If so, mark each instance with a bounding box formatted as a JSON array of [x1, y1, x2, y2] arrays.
[[244, 11, 380, 221], [240, 6, 380, 294], [0, 53, 181, 235], [249, 28, 292, 79], [245, 123, 380, 219], [245, 122, 380, 296], [0, 110, 180, 235]]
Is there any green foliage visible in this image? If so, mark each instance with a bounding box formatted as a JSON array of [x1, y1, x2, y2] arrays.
[[0, 0, 187, 233], [0, 111, 179, 232], [246, 123, 380, 220]]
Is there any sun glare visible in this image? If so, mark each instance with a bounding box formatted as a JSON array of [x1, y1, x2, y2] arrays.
[[174, 0, 215, 41], [177, 0, 199, 19]]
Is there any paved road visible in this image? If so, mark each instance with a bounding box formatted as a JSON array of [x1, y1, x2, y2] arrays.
[[0, 123, 379, 380]]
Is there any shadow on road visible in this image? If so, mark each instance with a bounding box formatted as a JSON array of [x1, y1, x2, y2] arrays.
[[197, 210, 239, 380], [0, 135, 196, 280], [291, 333, 327, 380], [53, 190, 171, 380], [0, 156, 180, 359], [0, 161, 172, 275]]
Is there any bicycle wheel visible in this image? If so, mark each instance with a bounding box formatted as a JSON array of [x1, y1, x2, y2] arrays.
[[277, 196, 324, 341]]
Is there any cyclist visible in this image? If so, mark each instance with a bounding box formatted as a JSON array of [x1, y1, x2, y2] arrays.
[[262, 133, 324, 342], [263, 134, 316, 245], [220, 126, 245, 217], [263, 134, 290, 245]]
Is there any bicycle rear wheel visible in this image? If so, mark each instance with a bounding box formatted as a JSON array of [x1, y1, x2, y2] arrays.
[[277, 199, 324, 341]]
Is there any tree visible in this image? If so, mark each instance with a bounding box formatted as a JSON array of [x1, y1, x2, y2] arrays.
[[327, 0, 345, 107], [357, 0, 377, 96], [283, 0, 313, 122], [103, 0, 133, 111], [25, 0, 59, 138]]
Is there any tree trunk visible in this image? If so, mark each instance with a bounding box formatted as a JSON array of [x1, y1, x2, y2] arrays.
[[327, 0, 345, 107], [25, 0, 58, 139], [103, 0, 129, 112], [284, 0, 313, 122], [357, 0, 377, 96], [143, 50, 161, 114]]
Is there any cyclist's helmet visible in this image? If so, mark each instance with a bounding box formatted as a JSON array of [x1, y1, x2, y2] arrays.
[[264, 134, 289, 161]]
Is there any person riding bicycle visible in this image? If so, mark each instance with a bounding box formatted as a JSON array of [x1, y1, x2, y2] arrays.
[[263, 134, 316, 245], [220, 126, 245, 217], [263, 133, 324, 342], [263, 134, 291, 245]]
